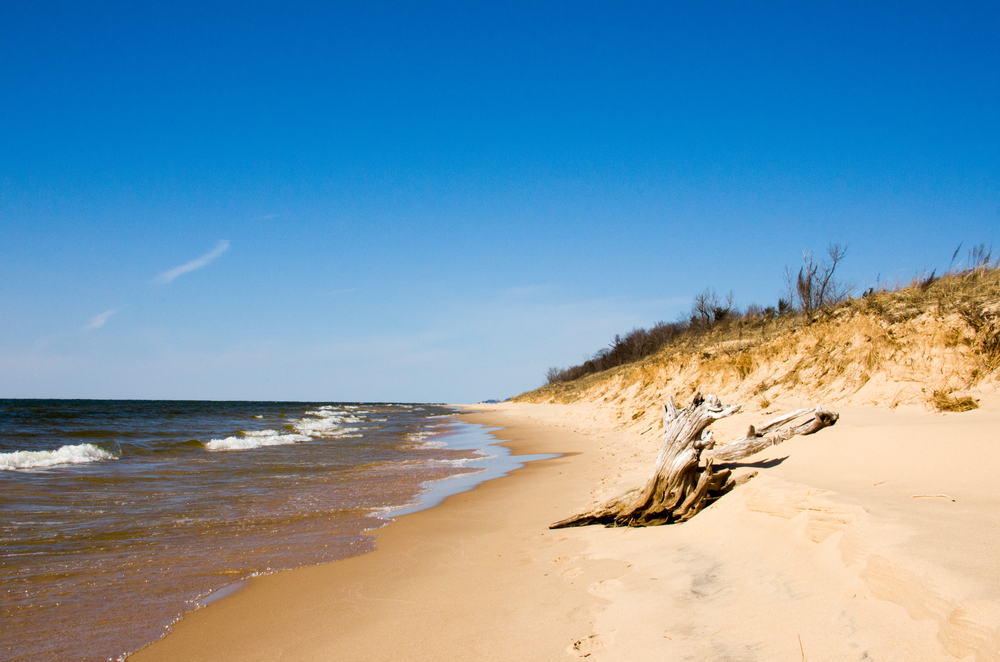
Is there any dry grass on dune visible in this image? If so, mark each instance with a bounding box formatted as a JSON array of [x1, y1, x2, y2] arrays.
[[515, 266, 1000, 416], [931, 389, 980, 412]]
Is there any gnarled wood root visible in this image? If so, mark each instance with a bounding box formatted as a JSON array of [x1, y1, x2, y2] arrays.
[[550, 393, 838, 528]]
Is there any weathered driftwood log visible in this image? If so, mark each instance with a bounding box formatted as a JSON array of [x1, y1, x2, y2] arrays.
[[550, 393, 839, 528]]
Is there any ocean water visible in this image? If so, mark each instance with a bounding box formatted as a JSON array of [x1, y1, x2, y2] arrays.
[[0, 400, 524, 662]]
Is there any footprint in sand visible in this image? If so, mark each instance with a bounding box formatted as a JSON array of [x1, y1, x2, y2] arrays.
[[568, 634, 603, 657]]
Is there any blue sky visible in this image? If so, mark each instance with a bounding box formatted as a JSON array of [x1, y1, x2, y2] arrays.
[[2, 1, 998, 402]]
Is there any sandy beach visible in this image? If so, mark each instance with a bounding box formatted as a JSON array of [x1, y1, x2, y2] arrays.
[[130, 395, 1000, 661], [5, 3, 997, 660]]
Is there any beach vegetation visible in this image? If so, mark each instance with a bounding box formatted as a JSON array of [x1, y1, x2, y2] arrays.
[[930, 389, 979, 412], [533, 244, 1000, 411], [544, 244, 853, 386], [785, 243, 851, 315]]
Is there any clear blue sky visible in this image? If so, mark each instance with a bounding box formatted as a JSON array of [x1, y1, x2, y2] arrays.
[[2, 1, 998, 402]]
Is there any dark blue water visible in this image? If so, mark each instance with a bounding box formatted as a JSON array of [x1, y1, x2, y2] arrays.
[[0, 400, 510, 662]]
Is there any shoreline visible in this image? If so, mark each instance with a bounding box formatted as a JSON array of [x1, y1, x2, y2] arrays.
[[4, 401, 501, 662], [129, 405, 607, 661], [130, 401, 1000, 661], [117, 414, 551, 660]]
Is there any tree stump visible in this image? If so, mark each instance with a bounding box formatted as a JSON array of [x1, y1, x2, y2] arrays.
[[550, 392, 839, 528]]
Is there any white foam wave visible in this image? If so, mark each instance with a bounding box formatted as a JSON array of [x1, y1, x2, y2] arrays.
[[436, 455, 496, 466], [310, 425, 361, 438], [205, 431, 310, 451], [304, 409, 342, 419], [293, 418, 334, 434], [420, 440, 448, 449], [242, 429, 290, 438], [0, 444, 118, 470], [294, 414, 361, 436], [405, 426, 450, 445], [406, 429, 442, 442], [306, 406, 365, 419]]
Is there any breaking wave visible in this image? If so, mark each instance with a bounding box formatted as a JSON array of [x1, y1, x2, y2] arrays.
[[0, 443, 119, 470], [205, 430, 311, 451], [294, 407, 362, 436]]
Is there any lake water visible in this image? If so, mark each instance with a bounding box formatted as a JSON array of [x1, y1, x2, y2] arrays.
[[0, 399, 529, 661]]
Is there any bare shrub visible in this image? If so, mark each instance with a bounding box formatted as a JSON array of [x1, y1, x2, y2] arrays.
[[786, 244, 851, 314], [690, 289, 736, 328]]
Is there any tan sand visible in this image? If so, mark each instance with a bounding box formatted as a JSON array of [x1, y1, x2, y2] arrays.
[[130, 400, 1000, 661]]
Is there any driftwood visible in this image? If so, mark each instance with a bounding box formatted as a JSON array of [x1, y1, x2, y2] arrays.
[[551, 393, 839, 528]]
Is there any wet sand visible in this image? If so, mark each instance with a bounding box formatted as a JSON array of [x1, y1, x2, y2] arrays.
[[129, 408, 613, 661], [130, 401, 1000, 661]]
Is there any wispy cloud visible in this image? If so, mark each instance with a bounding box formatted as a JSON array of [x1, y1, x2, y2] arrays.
[[84, 309, 116, 330], [155, 240, 231, 284]]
